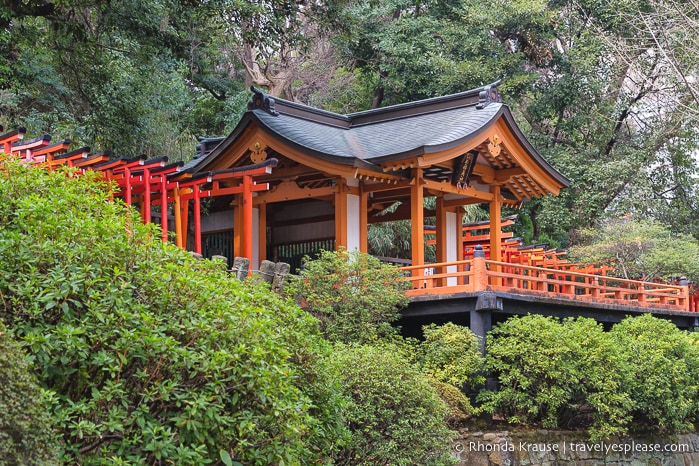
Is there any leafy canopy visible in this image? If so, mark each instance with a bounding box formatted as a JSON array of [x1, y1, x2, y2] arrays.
[[569, 217, 699, 282]]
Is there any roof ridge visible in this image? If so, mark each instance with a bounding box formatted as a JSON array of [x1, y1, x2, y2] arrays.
[[247, 81, 503, 127]]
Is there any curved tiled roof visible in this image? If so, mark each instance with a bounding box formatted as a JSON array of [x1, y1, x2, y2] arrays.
[[251, 102, 502, 162], [191, 83, 569, 192]]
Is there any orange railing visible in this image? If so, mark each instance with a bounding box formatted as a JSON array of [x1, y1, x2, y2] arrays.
[[401, 252, 691, 311]]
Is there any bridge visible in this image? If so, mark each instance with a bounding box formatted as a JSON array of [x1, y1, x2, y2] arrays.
[[398, 245, 698, 344]]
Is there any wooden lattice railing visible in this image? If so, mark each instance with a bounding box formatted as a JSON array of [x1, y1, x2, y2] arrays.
[[400, 248, 692, 311]]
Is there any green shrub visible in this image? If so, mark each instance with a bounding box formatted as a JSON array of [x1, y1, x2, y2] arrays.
[[330, 343, 457, 466], [0, 160, 345, 465], [611, 314, 699, 433], [480, 315, 631, 439], [419, 323, 484, 388], [291, 248, 409, 344], [429, 380, 473, 428], [0, 321, 61, 465]]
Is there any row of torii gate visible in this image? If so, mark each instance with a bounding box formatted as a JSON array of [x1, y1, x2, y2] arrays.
[[0, 126, 272, 261], [3, 124, 696, 314]]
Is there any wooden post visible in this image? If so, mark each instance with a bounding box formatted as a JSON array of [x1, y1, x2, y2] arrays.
[[174, 187, 183, 249], [473, 245, 487, 291], [242, 175, 253, 268], [124, 166, 132, 206], [489, 185, 501, 286], [160, 176, 168, 242], [143, 167, 151, 224], [436, 196, 447, 286], [489, 185, 502, 263], [411, 168, 424, 267], [193, 184, 202, 255], [233, 196, 242, 258], [334, 179, 347, 249], [180, 192, 189, 249]]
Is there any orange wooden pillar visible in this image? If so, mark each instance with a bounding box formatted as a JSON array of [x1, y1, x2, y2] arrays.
[[193, 184, 202, 254], [411, 168, 424, 267], [242, 175, 254, 264], [489, 185, 502, 263], [160, 176, 168, 242], [435, 196, 447, 285], [174, 187, 183, 248], [180, 190, 190, 248], [489, 185, 502, 286], [233, 196, 242, 258], [334, 179, 348, 249], [142, 167, 152, 224]]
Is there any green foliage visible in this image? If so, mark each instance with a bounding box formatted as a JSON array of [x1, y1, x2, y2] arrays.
[[419, 323, 484, 388], [610, 314, 699, 433], [429, 380, 474, 429], [0, 160, 345, 465], [330, 343, 457, 466], [569, 217, 699, 282], [480, 315, 631, 439], [482, 314, 699, 438], [291, 248, 409, 344], [0, 320, 61, 465]]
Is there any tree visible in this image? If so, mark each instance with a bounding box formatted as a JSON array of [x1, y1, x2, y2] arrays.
[[480, 315, 631, 439], [291, 248, 409, 344], [0, 159, 346, 464], [611, 314, 699, 433], [568, 217, 699, 282]]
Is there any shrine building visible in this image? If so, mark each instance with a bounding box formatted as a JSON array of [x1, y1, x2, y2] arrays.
[[183, 82, 569, 271]]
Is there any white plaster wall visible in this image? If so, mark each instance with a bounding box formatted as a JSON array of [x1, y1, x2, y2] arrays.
[[346, 193, 360, 252]]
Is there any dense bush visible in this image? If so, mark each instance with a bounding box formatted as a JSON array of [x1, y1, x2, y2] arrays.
[[330, 343, 457, 466], [611, 314, 699, 432], [480, 315, 631, 439], [419, 323, 484, 388], [482, 313, 699, 438], [0, 160, 345, 464], [0, 320, 61, 465], [291, 248, 409, 344]]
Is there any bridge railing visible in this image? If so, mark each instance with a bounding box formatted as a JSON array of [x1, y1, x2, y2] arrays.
[[400, 251, 691, 311], [401, 260, 475, 295]]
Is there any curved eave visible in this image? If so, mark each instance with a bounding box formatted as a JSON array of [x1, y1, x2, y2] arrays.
[[499, 109, 570, 190], [191, 112, 382, 176]]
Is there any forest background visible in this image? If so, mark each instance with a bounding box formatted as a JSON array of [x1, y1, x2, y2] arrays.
[[2, 0, 699, 250]]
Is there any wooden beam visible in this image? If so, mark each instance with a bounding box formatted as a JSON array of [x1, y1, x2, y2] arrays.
[[254, 180, 335, 204], [361, 180, 412, 193], [423, 178, 495, 201]]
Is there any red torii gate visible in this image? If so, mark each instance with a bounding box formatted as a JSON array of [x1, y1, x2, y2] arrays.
[[0, 125, 275, 266]]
